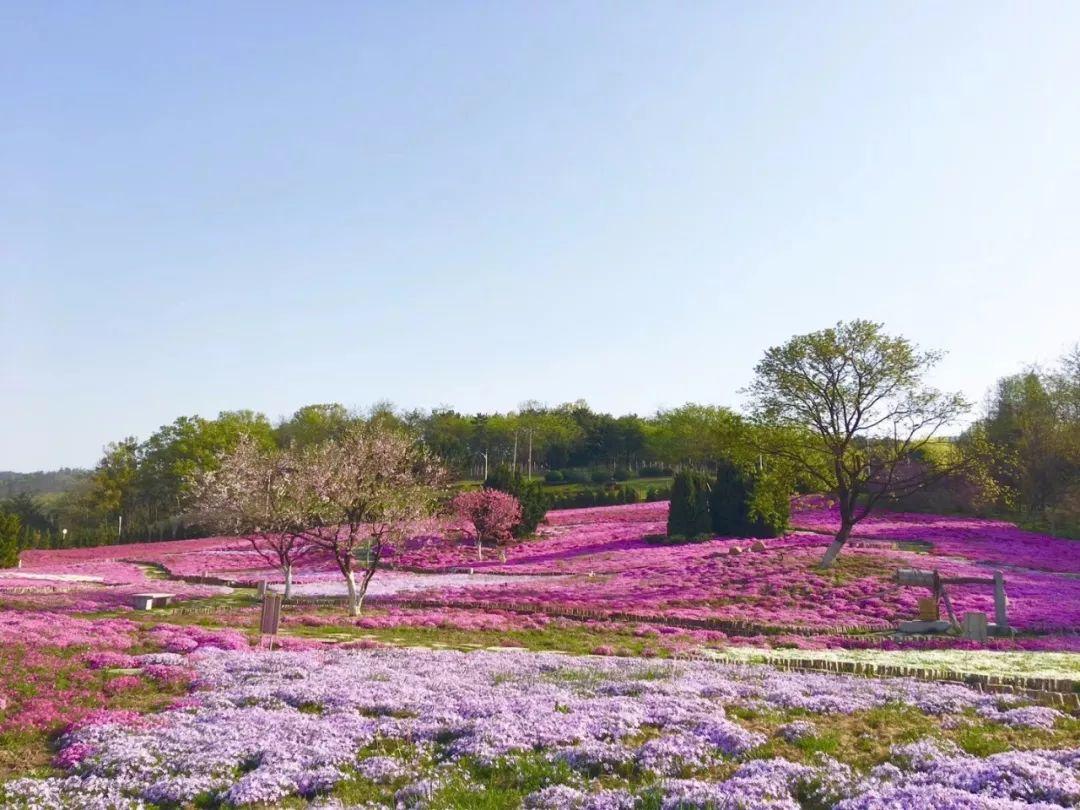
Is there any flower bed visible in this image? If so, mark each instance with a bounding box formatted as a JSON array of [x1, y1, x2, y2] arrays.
[[11, 500, 1079, 642], [3, 647, 1076, 808], [790, 502, 1080, 574], [397, 534, 1080, 635]]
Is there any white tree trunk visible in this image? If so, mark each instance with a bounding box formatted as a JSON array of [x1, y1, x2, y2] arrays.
[[283, 564, 293, 599], [819, 524, 852, 569], [345, 570, 359, 616]]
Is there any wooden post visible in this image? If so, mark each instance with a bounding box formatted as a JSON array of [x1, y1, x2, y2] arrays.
[[917, 597, 940, 621], [260, 593, 283, 650], [939, 586, 959, 629], [993, 571, 1008, 631], [256, 580, 268, 599]]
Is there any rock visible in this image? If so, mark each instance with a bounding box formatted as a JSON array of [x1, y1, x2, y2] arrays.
[[728, 546, 743, 556], [961, 612, 988, 642], [750, 541, 767, 552]]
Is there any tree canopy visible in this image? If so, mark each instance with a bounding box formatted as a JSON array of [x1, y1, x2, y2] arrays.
[[747, 319, 969, 566]]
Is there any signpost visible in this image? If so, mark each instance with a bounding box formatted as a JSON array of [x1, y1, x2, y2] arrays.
[[260, 593, 283, 650]]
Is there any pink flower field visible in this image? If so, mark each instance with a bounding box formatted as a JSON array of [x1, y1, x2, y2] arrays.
[[789, 497, 1080, 574], [392, 503, 1080, 637], [2, 501, 1079, 806], [6, 499, 1077, 643]]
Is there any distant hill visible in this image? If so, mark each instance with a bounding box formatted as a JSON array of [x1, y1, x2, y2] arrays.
[[0, 468, 89, 497]]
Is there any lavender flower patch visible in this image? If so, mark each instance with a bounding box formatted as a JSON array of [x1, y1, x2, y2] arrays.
[[977, 705, 1065, 731], [1, 648, 1076, 808], [777, 720, 818, 743], [837, 739, 1080, 808]]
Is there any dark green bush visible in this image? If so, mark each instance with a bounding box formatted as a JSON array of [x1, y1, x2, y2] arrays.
[[667, 470, 713, 539], [543, 470, 564, 484], [590, 469, 612, 484], [639, 465, 673, 478], [0, 511, 21, 568], [709, 459, 788, 538], [547, 484, 645, 510], [612, 468, 631, 481], [561, 469, 589, 485]]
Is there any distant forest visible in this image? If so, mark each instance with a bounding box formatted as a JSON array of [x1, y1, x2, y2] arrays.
[[2, 345, 1078, 549], [0, 469, 88, 498]]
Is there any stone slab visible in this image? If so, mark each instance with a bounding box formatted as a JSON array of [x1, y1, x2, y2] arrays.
[[897, 619, 952, 634]]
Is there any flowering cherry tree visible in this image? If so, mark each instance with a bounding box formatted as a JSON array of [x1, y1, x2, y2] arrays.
[[297, 424, 445, 615], [190, 436, 312, 598], [451, 489, 522, 560]]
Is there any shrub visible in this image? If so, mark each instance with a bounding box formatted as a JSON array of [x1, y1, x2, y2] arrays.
[[667, 471, 712, 539], [484, 466, 550, 537], [709, 459, 788, 538], [543, 470, 564, 484], [561, 469, 589, 485], [639, 465, 672, 478], [0, 511, 20, 568], [590, 469, 612, 484], [612, 468, 631, 481], [547, 484, 642, 510]]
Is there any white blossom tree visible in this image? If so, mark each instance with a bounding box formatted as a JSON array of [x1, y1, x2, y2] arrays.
[[190, 436, 313, 598], [297, 424, 445, 615]]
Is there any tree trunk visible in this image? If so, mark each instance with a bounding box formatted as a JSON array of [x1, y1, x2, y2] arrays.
[[354, 567, 378, 615], [819, 522, 852, 568], [477, 537, 483, 561], [283, 564, 293, 600], [345, 570, 360, 616]]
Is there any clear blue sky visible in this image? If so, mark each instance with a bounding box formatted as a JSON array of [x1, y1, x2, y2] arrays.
[[3, 2, 1079, 471]]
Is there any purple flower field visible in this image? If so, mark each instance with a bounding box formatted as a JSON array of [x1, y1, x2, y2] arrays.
[[3, 501, 1079, 807], [2, 647, 1077, 809]]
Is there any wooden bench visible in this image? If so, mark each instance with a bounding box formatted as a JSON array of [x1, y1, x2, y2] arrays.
[[132, 592, 175, 610]]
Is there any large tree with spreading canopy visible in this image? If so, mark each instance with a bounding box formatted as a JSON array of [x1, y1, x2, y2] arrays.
[[747, 320, 969, 567]]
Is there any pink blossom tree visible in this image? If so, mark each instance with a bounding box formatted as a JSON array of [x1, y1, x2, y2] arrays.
[[451, 489, 522, 560], [297, 424, 445, 615], [189, 436, 314, 598]]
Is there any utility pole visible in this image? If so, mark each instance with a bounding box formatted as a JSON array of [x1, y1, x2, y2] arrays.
[[527, 430, 534, 480], [118, 514, 123, 539], [512, 431, 518, 474]]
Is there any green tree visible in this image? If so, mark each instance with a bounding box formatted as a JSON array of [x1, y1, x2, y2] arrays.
[[709, 459, 788, 538], [0, 511, 21, 568], [647, 405, 747, 468], [983, 371, 1069, 514], [275, 403, 355, 448], [667, 470, 712, 539], [747, 320, 969, 567]]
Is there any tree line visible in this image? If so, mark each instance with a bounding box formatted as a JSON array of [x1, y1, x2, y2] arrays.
[[1, 322, 1077, 559], [0, 401, 770, 549]]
